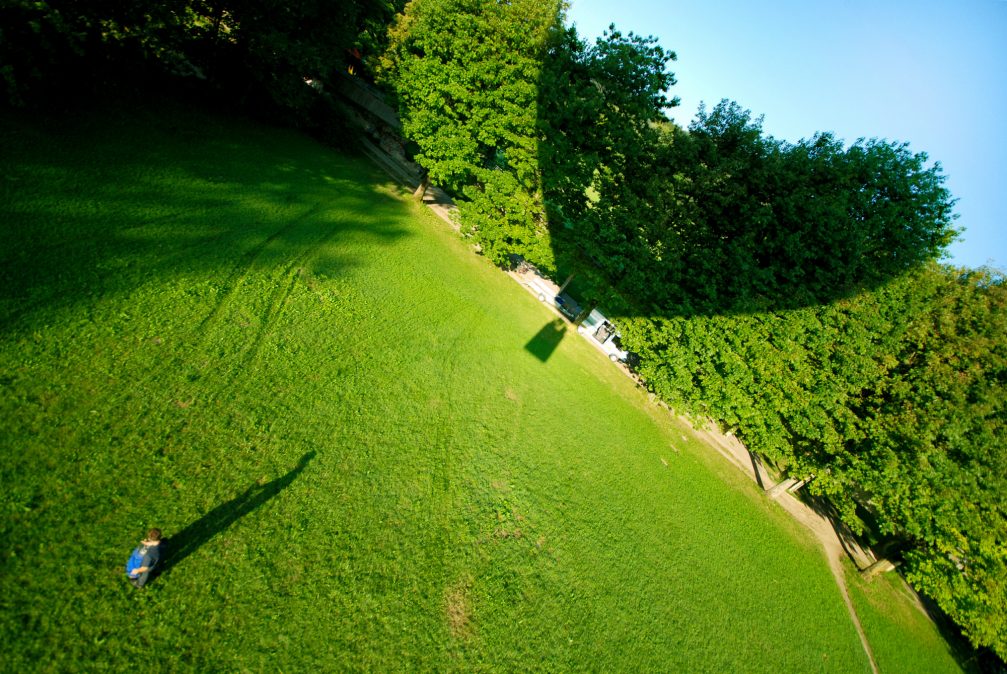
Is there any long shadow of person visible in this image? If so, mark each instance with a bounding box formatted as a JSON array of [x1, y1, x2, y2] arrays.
[[156, 450, 316, 580]]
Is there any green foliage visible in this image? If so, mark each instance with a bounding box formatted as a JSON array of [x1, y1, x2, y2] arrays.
[[380, 0, 555, 191], [0, 0, 189, 104], [854, 267, 1007, 657], [379, 6, 679, 275], [379, 0, 560, 265], [537, 24, 678, 297], [0, 0, 405, 115], [619, 264, 1007, 660], [0, 101, 886, 672], [201, 0, 400, 112], [458, 168, 555, 268], [565, 100, 960, 315]]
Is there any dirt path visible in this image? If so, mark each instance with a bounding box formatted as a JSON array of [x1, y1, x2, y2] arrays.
[[688, 423, 880, 674]]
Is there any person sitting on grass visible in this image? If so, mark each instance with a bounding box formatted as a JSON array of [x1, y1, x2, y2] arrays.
[[125, 528, 162, 588]]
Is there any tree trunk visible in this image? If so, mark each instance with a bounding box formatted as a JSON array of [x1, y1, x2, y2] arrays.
[[573, 300, 597, 327], [557, 274, 575, 294], [787, 477, 812, 493], [413, 174, 429, 199]]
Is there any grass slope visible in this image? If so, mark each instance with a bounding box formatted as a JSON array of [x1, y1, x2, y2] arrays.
[[0, 100, 919, 671], [844, 564, 964, 673]]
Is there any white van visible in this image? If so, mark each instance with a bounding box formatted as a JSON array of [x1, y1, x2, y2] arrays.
[[577, 309, 629, 362], [524, 274, 559, 302]]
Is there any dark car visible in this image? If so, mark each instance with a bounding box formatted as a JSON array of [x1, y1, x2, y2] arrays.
[[554, 293, 581, 321]]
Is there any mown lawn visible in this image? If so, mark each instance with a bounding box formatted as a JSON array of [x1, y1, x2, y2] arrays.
[[844, 563, 964, 673], [0, 100, 932, 671]]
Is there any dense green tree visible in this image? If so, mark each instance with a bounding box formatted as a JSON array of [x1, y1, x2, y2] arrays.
[[574, 101, 960, 316], [380, 9, 677, 274], [0, 0, 192, 104], [379, 0, 561, 266], [199, 0, 383, 111], [620, 263, 1006, 658], [0, 0, 404, 113], [851, 266, 1007, 657], [536, 24, 678, 297]]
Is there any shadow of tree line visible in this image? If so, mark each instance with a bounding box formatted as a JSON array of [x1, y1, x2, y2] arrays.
[[0, 96, 411, 337]]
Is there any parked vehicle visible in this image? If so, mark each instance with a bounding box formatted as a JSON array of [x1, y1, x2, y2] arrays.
[[523, 274, 559, 302], [577, 309, 629, 362], [554, 293, 581, 320], [522, 273, 582, 320], [510, 255, 634, 367]]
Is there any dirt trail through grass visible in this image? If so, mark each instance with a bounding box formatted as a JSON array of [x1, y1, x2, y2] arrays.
[[688, 423, 882, 672]]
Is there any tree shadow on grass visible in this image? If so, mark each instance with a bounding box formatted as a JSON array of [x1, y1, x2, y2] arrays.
[[157, 450, 315, 580], [524, 318, 567, 362], [0, 99, 411, 336]]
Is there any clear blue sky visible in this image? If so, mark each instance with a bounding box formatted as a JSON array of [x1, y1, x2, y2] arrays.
[[567, 0, 1007, 271]]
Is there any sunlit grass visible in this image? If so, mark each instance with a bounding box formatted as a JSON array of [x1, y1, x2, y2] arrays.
[[0, 100, 934, 671], [844, 563, 963, 673]]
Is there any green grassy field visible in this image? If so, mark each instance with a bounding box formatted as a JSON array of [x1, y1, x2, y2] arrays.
[[843, 563, 964, 673], [0, 101, 949, 671]]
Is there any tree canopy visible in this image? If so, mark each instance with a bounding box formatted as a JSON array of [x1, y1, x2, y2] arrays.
[[621, 264, 1006, 658], [536, 24, 678, 307], [0, 0, 405, 119], [538, 97, 960, 315], [379, 0, 562, 265]]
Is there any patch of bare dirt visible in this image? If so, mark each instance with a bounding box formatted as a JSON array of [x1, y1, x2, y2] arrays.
[[445, 578, 473, 639], [494, 527, 523, 539]]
